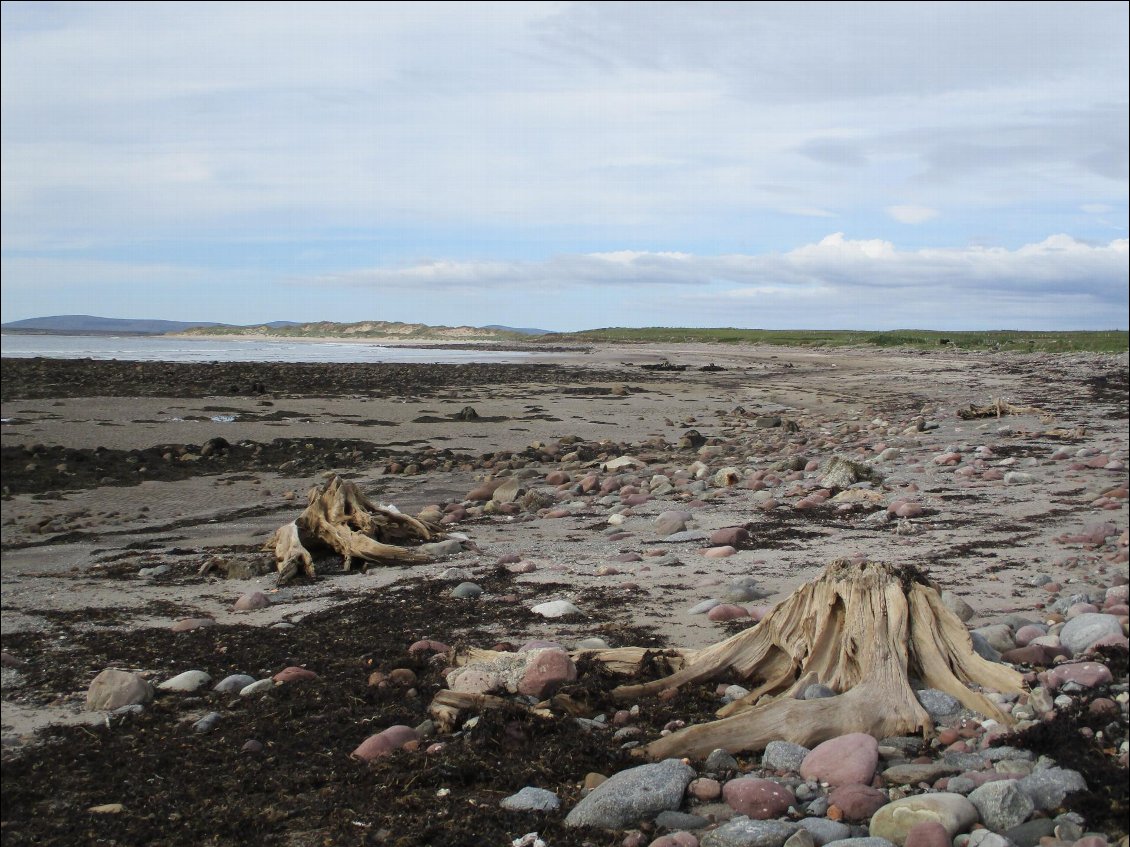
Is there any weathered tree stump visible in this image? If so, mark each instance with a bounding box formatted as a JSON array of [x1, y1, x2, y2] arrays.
[[598, 559, 1026, 760], [266, 475, 442, 584]]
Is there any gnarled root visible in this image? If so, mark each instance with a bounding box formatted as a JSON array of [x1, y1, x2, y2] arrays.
[[266, 475, 442, 584], [601, 559, 1025, 760]]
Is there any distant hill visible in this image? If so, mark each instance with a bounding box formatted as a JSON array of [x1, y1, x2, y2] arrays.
[[1, 315, 222, 335]]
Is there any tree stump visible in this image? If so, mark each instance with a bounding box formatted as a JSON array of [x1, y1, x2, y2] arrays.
[[266, 475, 442, 584], [604, 559, 1025, 760]]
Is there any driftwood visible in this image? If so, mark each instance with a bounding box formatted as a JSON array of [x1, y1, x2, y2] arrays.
[[593, 559, 1025, 760], [266, 475, 442, 584], [957, 398, 1051, 421]]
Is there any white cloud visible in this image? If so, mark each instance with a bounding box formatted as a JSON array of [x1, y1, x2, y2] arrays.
[[887, 205, 940, 224], [303, 234, 1128, 305]]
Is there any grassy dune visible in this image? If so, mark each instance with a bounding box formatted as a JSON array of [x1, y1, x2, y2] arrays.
[[541, 327, 1129, 353]]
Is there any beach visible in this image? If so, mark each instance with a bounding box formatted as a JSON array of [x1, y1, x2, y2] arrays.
[[1, 342, 1127, 847]]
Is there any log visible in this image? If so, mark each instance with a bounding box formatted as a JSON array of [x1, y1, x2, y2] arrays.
[[266, 475, 443, 584]]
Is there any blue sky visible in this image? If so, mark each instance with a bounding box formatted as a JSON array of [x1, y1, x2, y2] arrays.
[[1, 1, 1127, 331]]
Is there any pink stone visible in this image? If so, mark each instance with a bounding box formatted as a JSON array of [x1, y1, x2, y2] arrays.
[[273, 666, 317, 683], [1014, 624, 1047, 647], [408, 639, 451, 655], [623, 494, 650, 506], [827, 783, 888, 820], [805, 459, 821, 472], [707, 604, 749, 622], [704, 545, 737, 558], [1043, 662, 1113, 690], [545, 471, 570, 485], [800, 733, 879, 787], [170, 617, 215, 632], [1067, 603, 1100, 618], [722, 777, 796, 819], [234, 591, 270, 611], [709, 527, 750, 547], [905, 821, 952, 847], [352, 725, 420, 761], [895, 502, 923, 518], [517, 649, 577, 699]]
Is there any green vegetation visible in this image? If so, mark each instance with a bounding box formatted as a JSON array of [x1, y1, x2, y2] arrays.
[[539, 327, 1129, 353]]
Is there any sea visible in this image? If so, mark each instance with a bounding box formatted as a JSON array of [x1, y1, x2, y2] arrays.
[[0, 333, 544, 364]]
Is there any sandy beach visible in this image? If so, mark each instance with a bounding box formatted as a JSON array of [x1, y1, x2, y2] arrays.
[[1, 343, 1127, 847]]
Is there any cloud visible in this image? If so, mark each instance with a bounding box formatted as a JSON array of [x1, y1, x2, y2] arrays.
[[887, 205, 939, 224], [304, 234, 1128, 303]]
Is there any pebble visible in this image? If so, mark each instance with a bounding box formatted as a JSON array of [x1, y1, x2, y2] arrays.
[[762, 740, 810, 772], [273, 666, 317, 683], [239, 679, 274, 697], [565, 759, 695, 829], [868, 793, 978, 845], [689, 599, 723, 615], [700, 818, 799, 847], [827, 784, 888, 820], [234, 591, 270, 611], [192, 711, 222, 733], [86, 669, 155, 711], [797, 818, 851, 846], [500, 786, 561, 812], [1057, 613, 1124, 655], [451, 582, 483, 599], [915, 689, 961, 718], [708, 604, 749, 622], [967, 779, 1035, 831], [518, 649, 577, 698], [352, 725, 420, 762], [723, 777, 796, 819], [157, 670, 212, 693], [170, 617, 216, 632], [1017, 767, 1087, 811], [903, 822, 951, 847], [213, 673, 256, 694], [530, 600, 582, 618], [800, 733, 879, 787]]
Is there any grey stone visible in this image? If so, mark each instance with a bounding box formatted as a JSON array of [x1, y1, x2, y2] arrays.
[[192, 711, 222, 733], [968, 780, 1035, 831], [1002, 818, 1056, 847], [882, 762, 959, 785], [138, 565, 170, 578], [981, 747, 1033, 763], [213, 674, 256, 694], [941, 591, 975, 622], [947, 776, 977, 795], [802, 684, 837, 700], [656, 810, 710, 831], [564, 759, 695, 828], [724, 577, 767, 602], [1018, 767, 1087, 811], [797, 818, 850, 846], [418, 539, 464, 558], [970, 632, 1002, 662], [916, 688, 962, 718], [655, 511, 692, 536], [804, 797, 829, 817], [971, 624, 1016, 654], [1058, 613, 1124, 656], [823, 840, 896, 847], [784, 830, 815, 847], [450, 582, 482, 599], [500, 786, 560, 812], [701, 817, 800, 847], [965, 832, 1013, 847], [705, 748, 741, 773], [664, 530, 710, 543], [762, 740, 810, 772], [942, 751, 989, 771]]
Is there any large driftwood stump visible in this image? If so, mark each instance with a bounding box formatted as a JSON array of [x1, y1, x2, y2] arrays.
[[267, 475, 441, 584], [601, 559, 1026, 760]]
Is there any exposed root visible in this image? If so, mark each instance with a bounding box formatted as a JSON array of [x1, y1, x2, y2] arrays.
[[598, 559, 1025, 760], [266, 475, 442, 584]]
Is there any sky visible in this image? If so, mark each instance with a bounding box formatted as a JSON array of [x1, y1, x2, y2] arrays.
[[1, 1, 1127, 332]]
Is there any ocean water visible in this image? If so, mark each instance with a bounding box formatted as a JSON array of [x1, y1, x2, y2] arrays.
[[0, 333, 542, 364]]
